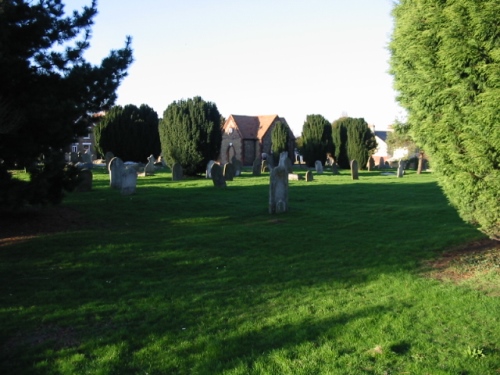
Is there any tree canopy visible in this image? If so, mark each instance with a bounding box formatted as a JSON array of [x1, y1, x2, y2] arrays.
[[159, 97, 222, 176], [301, 114, 333, 167], [332, 117, 376, 169], [94, 104, 161, 162], [390, 0, 500, 239], [0, 0, 133, 208], [271, 121, 290, 164]]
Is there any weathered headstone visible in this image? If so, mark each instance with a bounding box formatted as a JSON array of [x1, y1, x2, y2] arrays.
[[231, 156, 243, 177], [305, 170, 313, 182], [326, 153, 335, 166], [252, 158, 262, 176], [121, 167, 137, 195], [223, 163, 235, 181], [351, 159, 359, 180], [81, 151, 92, 164], [206, 160, 216, 178], [74, 169, 93, 192], [109, 157, 125, 189], [105, 151, 114, 172], [144, 154, 156, 176], [269, 152, 289, 214], [288, 173, 301, 181], [397, 160, 406, 178], [378, 157, 385, 169], [315, 160, 323, 174], [211, 163, 226, 188], [261, 160, 269, 173], [331, 163, 339, 175], [172, 163, 183, 181], [70, 152, 79, 164], [367, 156, 375, 171]]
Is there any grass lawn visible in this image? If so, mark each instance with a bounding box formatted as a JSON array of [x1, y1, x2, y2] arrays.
[[1, 166, 499, 374]]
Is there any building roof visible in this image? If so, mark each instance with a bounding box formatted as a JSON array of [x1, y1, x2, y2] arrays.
[[374, 130, 388, 142], [226, 114, 294, 140]]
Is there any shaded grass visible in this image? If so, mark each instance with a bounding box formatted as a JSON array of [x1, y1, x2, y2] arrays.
[[1, 168, 499, 374]]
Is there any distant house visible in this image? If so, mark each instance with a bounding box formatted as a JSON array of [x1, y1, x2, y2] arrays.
[[369, 124, 412, 166], [66, 112, 105, 158], [220, 115, 296, 166]]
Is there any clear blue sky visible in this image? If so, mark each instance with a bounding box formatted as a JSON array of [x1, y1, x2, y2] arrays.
[[66, 0, 404, 135]]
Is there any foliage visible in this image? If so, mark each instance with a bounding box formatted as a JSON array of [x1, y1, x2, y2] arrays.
[[159, 96, 222, 175], [390, 0, 500, 239], [301, 114, 334, 167], [0, 0, 133, 207], [271, 120, 290, 164], [1, 170, 499, 374], [386, 120, 419, 156], [94, 104, 160, 162], [332, 117, 377, 169]]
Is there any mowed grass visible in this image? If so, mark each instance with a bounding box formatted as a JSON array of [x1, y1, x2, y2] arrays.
[[1, 167, 499, 374]]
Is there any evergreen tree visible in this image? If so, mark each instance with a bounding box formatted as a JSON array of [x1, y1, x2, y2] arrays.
[[159, 97, 222, 176], [390, 0, 500, 239], [94, 104, 160, 162], [346, 118, 377, 170], [271, 121, 290, 165], [0, 0, 133, 208], [332, 117, 376, 169], [301, 114, 333, 167]]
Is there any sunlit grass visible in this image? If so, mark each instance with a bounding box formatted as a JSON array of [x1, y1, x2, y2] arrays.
[[1, 167, 499, 374]]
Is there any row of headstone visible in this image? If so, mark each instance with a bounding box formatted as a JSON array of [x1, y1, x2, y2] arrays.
[[269, 152, 289, 214], [109, 157, 137, 195]]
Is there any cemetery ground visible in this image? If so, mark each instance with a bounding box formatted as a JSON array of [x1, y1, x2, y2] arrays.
[[1, 167, 499, 375]]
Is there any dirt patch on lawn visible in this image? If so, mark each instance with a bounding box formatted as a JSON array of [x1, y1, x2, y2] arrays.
[[424, 238, 500, 295], [0, 205, 89, 247]]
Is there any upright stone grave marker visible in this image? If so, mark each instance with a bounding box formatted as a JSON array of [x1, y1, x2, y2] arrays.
[[75, 169, 93, 192], [351, 159, 359, 180], [378, 157, 385, 169], [231, 157, 243, 177], [121, 167, 138, 195], [252, 158, 262, 176], [331, 163, 339, 175], [223, 163, 235, 181], [305, 170, 313, 182], [397, 160, 406, 178], [206, 160, 216, 178], [172, 163, 183, 181], [211, 163, 226, 188], [109, 157, 125, 189], [269, 152, 289, 214], [367, 156, 375, 171], [144, 154, 155, 176], [315, 160, 323, 174]]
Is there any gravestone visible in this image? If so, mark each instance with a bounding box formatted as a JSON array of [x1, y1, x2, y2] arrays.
[[252, 158, 262, 176], [367, 156, 375, 171], [326, 153, 335, 166], [269, 152, 289, 214], [331, 163, 339, 175], [75, 169, 93, 192], [378, 157, 385, 169], [223, 163, 235, 181], [315, 160, 323, 174], [121, 167, 137, 195], [81, 151, 92, 164], [109, 157, 125, 189], [70, 152, 79, 164], [261, 160, 269, 173], [231, 156, 243, 177], [172, 163, 183, 181], [288, 173, 301, 181], [283, 157, 293, 174], [211, 163, 226, 188], [206, 160, 216, 178], [351, 159, 359, 180], [397, 160, 406, 178], [305, 170, 313, 182], [144, 154, 156, 176], [105, 152, 114, 171]]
